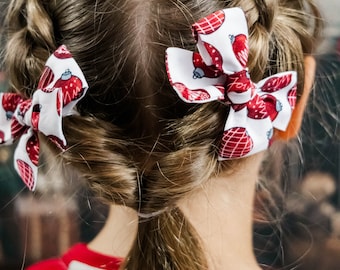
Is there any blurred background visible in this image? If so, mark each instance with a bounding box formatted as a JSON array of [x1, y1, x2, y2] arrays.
[[0, 1, 339, 269]]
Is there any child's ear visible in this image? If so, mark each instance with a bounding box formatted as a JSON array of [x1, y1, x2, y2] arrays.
[[275, 56, 316, 140]]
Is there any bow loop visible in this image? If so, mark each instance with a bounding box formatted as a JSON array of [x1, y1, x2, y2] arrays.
[[0, 45, 88, 190], [166, 8, 297, 160], [192, 8, 249, 74], [257, 71, 298, 131]]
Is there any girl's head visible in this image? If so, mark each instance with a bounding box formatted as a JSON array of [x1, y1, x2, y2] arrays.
[[4, 0, 322, 206], [2, 0, 322, 268]]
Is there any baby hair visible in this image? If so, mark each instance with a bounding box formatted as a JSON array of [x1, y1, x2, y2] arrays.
[[3, 0, 322, 269]]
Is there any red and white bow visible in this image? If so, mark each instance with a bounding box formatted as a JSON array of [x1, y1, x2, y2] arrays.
[[0, 45, 88, 190], [166, 8, 297, 160]]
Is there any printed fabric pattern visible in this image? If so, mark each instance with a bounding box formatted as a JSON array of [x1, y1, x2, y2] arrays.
[[166, 8, 297, 160], [0, 45, 88, 190]]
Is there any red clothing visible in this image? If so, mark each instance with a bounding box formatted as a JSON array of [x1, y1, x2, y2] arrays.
[[26, 243, 123, 270]]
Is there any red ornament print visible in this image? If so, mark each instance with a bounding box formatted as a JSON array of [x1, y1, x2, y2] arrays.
[[31, 104, 41, 130], [261, 74, 292, 93], [193, 10, 225, 36], [203, 42, 223, 70], [38, 66, 55, 91], [48, 135, 66, 150], [246, 95, 268, 120], [16, 159, 35, 190], [192, 52, 221, 79], [54, 70, 84, 107], [261, 94, 282, 121], [173, 83, 211, 102], [287, 85, 297, 109], [26, 134, 39, 166], [230, 34, 248, 68], [53, 45, 72, 59], [0, 131, 4, 144], [226, 70, 253, 92], [220, 127, 253, 158], [11, 117, 26, 140], [2, 94, 23, 119]]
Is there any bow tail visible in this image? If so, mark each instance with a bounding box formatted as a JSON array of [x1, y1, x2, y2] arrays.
[[34, 89, 67, 149], [218, 108, 273, 160], [14, 130, 39, 191]]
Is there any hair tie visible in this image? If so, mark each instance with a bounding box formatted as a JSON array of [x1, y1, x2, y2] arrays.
[[166, 8, 297, 160], [0, 45, 88, 190]]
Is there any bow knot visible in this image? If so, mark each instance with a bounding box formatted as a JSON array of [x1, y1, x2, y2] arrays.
[[224, 70, 255, 105], [0, 45, 88, 190], [166, 8, 297, 160]]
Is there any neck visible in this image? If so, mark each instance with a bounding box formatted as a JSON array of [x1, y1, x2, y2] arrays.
[[87, 154, 264, 269], [88, 204, 138, 258], [177, 155, 263, 270]]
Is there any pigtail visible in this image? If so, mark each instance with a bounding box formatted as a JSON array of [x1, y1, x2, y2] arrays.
[[4, 0, 141, 204], [125, 209, 206, 270]]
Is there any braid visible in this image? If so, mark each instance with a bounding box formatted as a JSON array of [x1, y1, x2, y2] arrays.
[[3, 0, 323, 269], [5, 0, 141, 206], [62, 116, 139, 207], [5, 0, 55, 96]]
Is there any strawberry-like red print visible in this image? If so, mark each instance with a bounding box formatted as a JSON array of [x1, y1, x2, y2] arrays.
[[38, 66, 55, 91], [173, 83, 211, 102], [16, 159, 35, 190], [220, 127, 254, 158], [261, 94, 282, 121], [56, 90, 62, 116], [193, 10, 225, 36], [230, 34, 248, 68], [246, 95, 268, 120], [287, 85, 297, 109], [2, 93, 23, 120], [261, 74, 292, 93], [54, 69, 84, 108], [192, 52, 221, 79], [53, 45, 72, 59], [11, 117, 26, 140], [17, 100, 32, 118], [26, 134, 39, 167], [203, 42, 223, 70]]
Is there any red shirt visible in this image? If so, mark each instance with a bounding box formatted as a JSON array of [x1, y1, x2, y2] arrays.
[[26, 243, 123, 270]]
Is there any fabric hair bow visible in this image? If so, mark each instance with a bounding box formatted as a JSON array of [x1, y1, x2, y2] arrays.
[[166, 7, 297, 160], [0, 45, 88, 191]]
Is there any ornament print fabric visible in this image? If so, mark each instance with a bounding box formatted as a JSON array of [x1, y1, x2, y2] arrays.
[[166, 8, 297, 160], [0, 45, 88, 190]]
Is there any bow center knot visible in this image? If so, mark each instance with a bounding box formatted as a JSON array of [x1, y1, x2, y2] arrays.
[[224, 70, 254, 106], [15, 99, 32, 123]]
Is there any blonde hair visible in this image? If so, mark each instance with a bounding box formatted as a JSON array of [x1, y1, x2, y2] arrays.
[[3, 0, 322, 269]]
